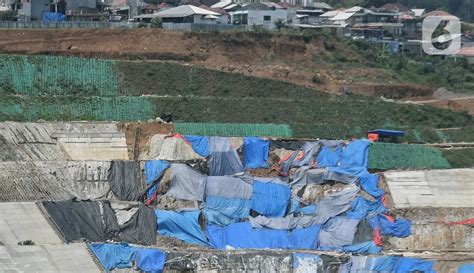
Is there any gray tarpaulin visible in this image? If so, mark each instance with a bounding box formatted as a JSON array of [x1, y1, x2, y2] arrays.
[[43, 199, 120, 242], [312, 185, 359, 224], [117, 203, 157, 246], [320, 140, 345, 148], [205, 175, 252, 199], [353, 218, 373, 244], [165, 164, 207, 201], [323, 171, 359, 184], [281, 142, 321, 174], [291, 167, 326, 186], [318, 217, 360, 248], [249, 215, 322, 230], [209, 137, 244, 176], [108, 161, 144, 201]]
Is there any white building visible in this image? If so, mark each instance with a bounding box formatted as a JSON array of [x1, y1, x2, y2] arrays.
[[230, 3, 287, 29], [153, 5, 224, 24]]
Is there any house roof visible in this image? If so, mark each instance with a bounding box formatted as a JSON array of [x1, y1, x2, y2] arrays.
[[378, 3, 408, 12], [238, 3, 273, 11], [330, 12, 355, 21], [155, 5, 220, 18], [320, 10, 340, 18], [345, 6, 363, 13], [223, 3, 239, 10], [199, 4, 228, 15], [411, 8, 425, 17], [261, 2, 284, 9], [211, 0, 232, 8]]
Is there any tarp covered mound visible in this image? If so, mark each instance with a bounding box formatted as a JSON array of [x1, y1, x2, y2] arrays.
[[90, 243, 166, 272], [144, 160, 171, 199], [243, 137, 269, 169], [43, 199, 156, 245], [184, 135, 209, 157], [108, 161, 145, 201], [143, 134, 204, 161], [156, 209, 209, 247], [207, 221, 321, 250], [251, 180, 290, 218], [208, 137, 244, 176], [165, 163, 207, 202]]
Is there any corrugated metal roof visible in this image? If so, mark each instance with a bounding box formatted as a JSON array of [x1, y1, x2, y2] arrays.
[[330, 12, 355, 21], [155, 5, 220, 18]]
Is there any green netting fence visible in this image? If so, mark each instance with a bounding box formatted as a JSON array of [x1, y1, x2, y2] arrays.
[[368, 142, 451, 170], [175, 123, 293, 137], [0, 55, 118, 96], [0, 96, 155, 121]]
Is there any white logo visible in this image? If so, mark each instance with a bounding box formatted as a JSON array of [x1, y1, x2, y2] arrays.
[[422, 15, 461, 55]]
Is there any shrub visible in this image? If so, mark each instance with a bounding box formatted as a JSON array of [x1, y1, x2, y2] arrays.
[[150, 17, 163, 28]]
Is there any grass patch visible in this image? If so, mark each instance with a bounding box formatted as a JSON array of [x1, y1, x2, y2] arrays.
[[442, 148, 474, 168]]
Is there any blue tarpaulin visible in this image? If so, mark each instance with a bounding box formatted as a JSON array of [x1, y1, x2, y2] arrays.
[[458, 264, 474, 273], [90, 243, 136, 271], [358, 174, 384, 198], [316, 145, 342, 167], [347, 196, 387, 220], [145, 160, 170, 198], [340, 140, 370, 168], [394, 257, 436, 273], [206, 222, 321, 250], [368, 129, 405, 137], [135, 248, 166, 273], [342, 241, 382, 254], [184, 135, 209, 157], [369, 214, 412, 238], [42, 12, 66, 22], [297, 204, 317, 215], [156, 210, 209, 246], [204, 196, 251, 226], [251, 180, 290, 217], [243, 137, 269, 169], [328, 166, 369, 177], [209, 137, 244, 176], [365, 256, 400, 271]]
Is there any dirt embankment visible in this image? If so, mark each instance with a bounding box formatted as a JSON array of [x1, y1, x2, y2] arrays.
[[0, 28, 432, 99]]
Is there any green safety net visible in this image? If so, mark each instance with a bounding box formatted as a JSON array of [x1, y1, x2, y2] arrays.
[[368, 142, 451, 170], [175, 123, 293, 137], [0, 55, 118, 96]]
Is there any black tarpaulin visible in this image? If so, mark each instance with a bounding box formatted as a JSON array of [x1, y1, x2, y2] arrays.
[[108, 161, 145, 201], [42, 199, 120, 242], [270, 140, 304, 151], [118, 203, 157, 246]]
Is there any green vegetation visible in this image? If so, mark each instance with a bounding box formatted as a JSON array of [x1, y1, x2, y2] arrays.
[[175, 123, 292, 137], [442, 148, 474, 168], [368, 142, 451, 170]]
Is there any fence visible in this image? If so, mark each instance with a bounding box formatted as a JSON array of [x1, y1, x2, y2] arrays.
[[0, 21, 139, 29], [162, 23, 248, 32]]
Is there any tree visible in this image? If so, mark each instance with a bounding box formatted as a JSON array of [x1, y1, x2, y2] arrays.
[[150, 17, 163, 28], [274, 19, 285, 31]]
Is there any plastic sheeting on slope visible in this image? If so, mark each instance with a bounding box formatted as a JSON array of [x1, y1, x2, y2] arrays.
[[144, 134, 204, 161], [206, 221, 321, 250], [347, 196, 387, 220], [281, 142, 320, 174], [243, 137, 269, 169], [311, 185, 359, 224], [166, 164, 206, 201], [205, 175, 253, 200], [204, 196, 251, 226], [293, 253, 322, 273], [369, 214, 412, 238], [145, 160, 170, 199], [458, 264, 474, 273], [358, 174, 384, 198], [251, 180, 290, 217], [116, 203, 157, 246], [208, 137, 244, 176], [394, 257, 436, 273], [90, 243, 166, 273], [270, 140, 303, 151], [90, 243, 136, 271], [316, 142, 343, 167], [156, 209, 209, 246], [184, 135, 209, 157], [318, 217, 359, 248], [340, 140, 370, 168], [342, 241, 382, 254], [249, 215, 322, 230], [108, 161, 144, 201]]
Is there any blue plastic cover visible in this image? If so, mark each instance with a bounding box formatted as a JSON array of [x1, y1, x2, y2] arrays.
[[365, 256, 400, 271], [42, 12, 66, 22], [206, 222, 320, 250], [243, 137, 269, 169], [369, 214, 412, 238], [358, 174, 384, 198], [209, 137, 244, 176], [327, 166, 369, 177], [135, 248, 166, 273], [316, 145, 342, 167], [342, 241, 382, 254], [145, 160, 170, 184], [458, 264, 474, 273], [204, 196, 251, 226], [340, 140, 370, 168], [90, 243, 136, 271], [347, 196, 387, 220], [251, 180, 290, 217], [156, 210, 209, 246], [394, 257, 436, 273], [293, 253, 322, 272], [297, 204, 317, 215], [184, 135, 209, 157], [368, 129, 405, 137]]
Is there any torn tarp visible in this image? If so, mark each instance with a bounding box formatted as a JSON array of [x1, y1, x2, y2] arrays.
[[342, 241, 382, 254], [156, 209, 208, 246], [340, 140, 369, 168], [184, 135, 209, 157], [251, 180, 290, 217], [293, 253, 322, 273], [369, 214, 412, 238], [358, 174, 384, 198], [323, 169, 359, 184], [108, 161, 144, 201], [116, 203, 157, 246], [206, 221, 320, 250], [353, 218, 373, 244], [165, 164, 206, 201], [291, 167, 326, 186], [135, 248, 166, 273], [43, 199, 119, 243], [209, 137, 244, 176], [204, 196, 251, 226], [312, 185, 359, 224], [394, 257, 436, 273], [145, 160, 170, 199], [281, 142, 320, 174], [90, 243, 136, 271], [318, 217, 359, 248], [270, 140, 304, 150], [316, 142, 343, 167], [205, 176, 253, 200], [243, 137, 269, 169], [249, 215, 322, 230], [346, 196, 387, 220]]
